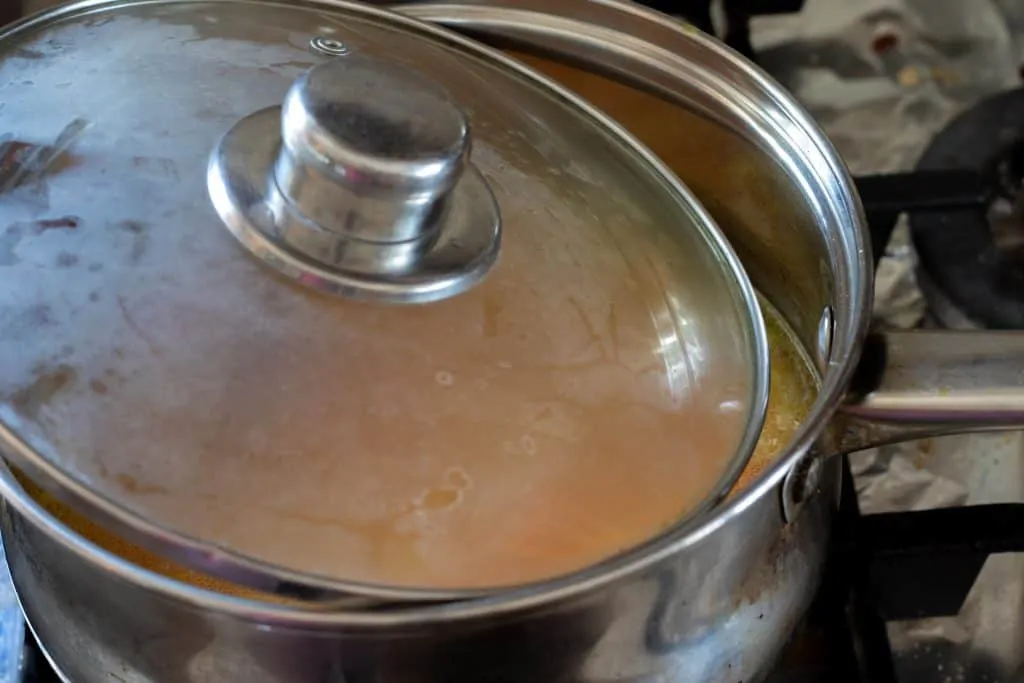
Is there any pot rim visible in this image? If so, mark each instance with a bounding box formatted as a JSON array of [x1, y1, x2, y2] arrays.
[[0, 0, 872, 627]]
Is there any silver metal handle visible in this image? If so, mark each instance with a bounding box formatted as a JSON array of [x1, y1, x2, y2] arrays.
[[781, 330, 1024, 522], [837, 330, 1024, 452]]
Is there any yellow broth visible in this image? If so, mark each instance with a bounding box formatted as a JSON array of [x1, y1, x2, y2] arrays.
[[733, 302, 819, 493]]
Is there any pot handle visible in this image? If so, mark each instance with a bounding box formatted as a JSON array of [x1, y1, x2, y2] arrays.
[[836, 330, 1024, 452]]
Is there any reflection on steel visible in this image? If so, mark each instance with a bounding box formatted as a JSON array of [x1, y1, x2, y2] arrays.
[[209, 55, 502, 304]]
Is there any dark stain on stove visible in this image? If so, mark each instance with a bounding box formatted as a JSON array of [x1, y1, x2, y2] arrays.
[[89, 378, 109, 395], [10, 364, 77, 419], [88, 291, 100, 302], [88, 262, 103, 272], [733, 523, 797, 608]]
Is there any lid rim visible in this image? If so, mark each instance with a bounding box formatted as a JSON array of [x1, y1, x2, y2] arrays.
[[0, 0, 770, 606]]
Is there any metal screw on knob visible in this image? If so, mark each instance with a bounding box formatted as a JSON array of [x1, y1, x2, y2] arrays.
[[309, 37, 349, 57]]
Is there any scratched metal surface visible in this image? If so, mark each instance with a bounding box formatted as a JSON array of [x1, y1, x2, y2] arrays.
[[753, 1, 1024, 682]]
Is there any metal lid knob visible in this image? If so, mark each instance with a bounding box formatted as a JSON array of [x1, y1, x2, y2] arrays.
[[208, 55, 501, 303]]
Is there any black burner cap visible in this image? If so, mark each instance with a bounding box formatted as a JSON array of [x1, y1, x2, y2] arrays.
[[911, 88, 1024, 329]]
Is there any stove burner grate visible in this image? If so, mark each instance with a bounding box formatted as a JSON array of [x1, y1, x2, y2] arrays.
[[911, 87, 1024, 330]]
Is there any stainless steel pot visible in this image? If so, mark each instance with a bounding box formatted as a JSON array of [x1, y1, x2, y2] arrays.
[[0, 0, 771, 604], [3, 2, 1024, 683]]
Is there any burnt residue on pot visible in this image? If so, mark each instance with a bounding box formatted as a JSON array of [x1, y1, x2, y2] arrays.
[[732, 522, 805, 609], [635, 487, 831, 681]]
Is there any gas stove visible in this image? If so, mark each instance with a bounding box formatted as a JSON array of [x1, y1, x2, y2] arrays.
[[5, 1, 1024, 682]]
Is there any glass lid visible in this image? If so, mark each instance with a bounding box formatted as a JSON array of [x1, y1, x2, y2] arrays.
[[0, 0, 768, 601]]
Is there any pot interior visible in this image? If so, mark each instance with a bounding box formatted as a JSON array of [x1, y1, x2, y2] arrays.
[[14, 298, 818, 604], [4, 35, 836, 606]]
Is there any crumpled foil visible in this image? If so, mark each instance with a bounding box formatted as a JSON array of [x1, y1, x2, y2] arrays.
[[753, 1, 1024, 681]]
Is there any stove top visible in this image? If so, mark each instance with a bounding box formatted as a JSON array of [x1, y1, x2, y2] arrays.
[[6, 1, 1024, 682]]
